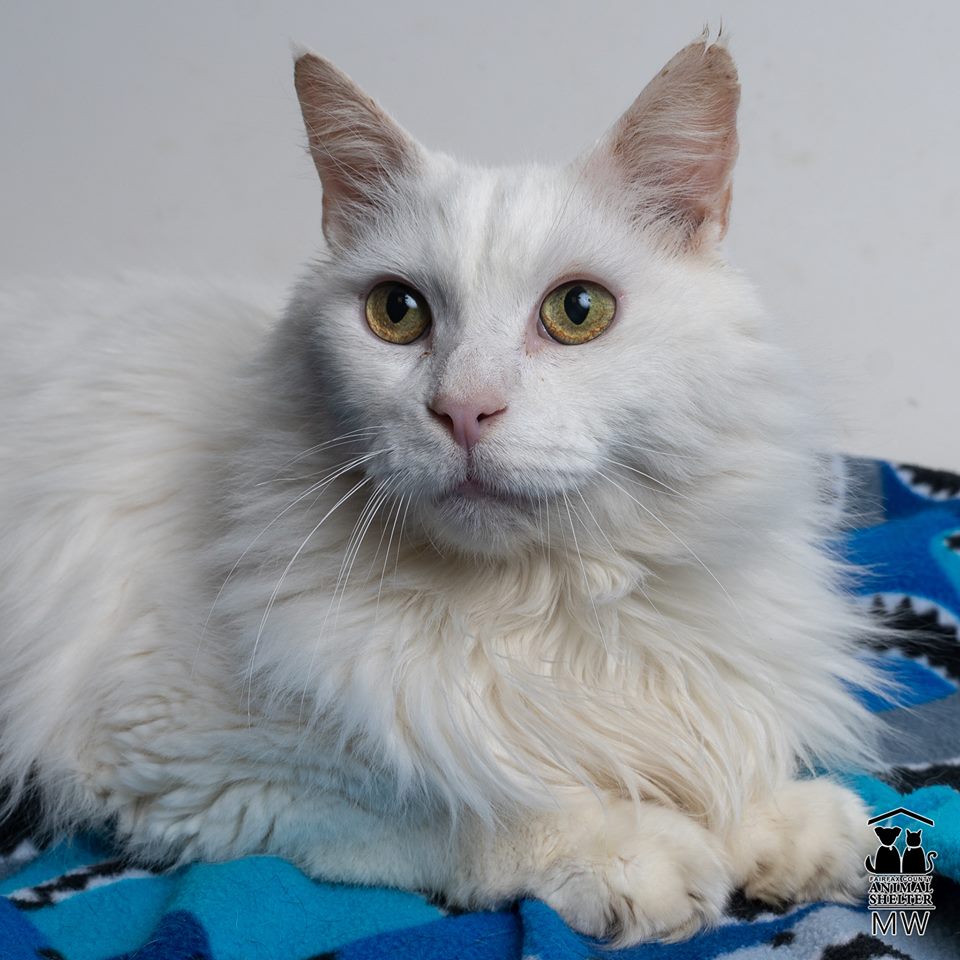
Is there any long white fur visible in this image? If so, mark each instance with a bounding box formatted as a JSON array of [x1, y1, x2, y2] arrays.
[[0, 40, 881, 944]]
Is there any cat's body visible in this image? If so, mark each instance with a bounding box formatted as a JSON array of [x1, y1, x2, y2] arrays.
[[0, 41, 878, 943]]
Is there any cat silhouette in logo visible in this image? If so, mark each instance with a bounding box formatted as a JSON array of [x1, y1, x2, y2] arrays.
[[901, 830, 937, 874], [865, 826, 902, 874]]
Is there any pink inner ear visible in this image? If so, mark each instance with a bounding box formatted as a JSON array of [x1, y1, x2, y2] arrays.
[[598, 41, 740, 247], [293, 54, 422, 243]]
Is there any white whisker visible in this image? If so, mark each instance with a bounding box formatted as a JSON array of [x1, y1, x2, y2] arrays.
[[195, 449, 390, 678], [245, 474, 373, 719], [275, 427, 382, 471], [394, 491, 414, 583], [375, 487, 406, 620], [562, 491, 609, 657]]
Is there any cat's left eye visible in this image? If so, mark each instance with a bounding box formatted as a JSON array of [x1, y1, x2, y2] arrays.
[[365, 281, 432, 344], [539, 281, 616, 345]]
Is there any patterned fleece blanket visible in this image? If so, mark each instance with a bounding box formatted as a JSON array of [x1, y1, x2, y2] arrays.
[[0, 457, 958, 960]]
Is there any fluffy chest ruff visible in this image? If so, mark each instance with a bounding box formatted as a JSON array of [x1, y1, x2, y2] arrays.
[[212, 485, 876, 834]]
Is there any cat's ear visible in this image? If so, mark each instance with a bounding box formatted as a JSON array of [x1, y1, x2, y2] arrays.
[[584, 39, 740, 250], [294, 52, 423, 245]]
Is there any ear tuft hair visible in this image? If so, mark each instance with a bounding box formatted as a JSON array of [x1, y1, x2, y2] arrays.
[[585, 39, 740, 250]]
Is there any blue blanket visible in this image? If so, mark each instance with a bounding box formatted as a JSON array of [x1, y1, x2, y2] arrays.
[[1, 457, 958, 959]]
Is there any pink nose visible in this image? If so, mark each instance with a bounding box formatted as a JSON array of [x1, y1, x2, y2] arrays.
[[428, 395, 507, 452]]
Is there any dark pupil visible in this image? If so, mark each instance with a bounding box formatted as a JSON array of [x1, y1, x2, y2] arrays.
[[386, 287, 417, 324], [563, 286, 591, 325]]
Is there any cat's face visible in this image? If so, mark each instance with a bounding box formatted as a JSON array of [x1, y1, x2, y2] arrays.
[[906, 830, 922, 846], [289, 43, 765, 558], [296, 165, 753, 556]]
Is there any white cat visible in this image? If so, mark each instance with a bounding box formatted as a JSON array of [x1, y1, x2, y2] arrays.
[[0, 39, 880, 944]]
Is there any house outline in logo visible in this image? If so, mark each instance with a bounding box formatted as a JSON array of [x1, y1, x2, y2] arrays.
[[866, 807, 934, 828], [866, 807, 937, 937]]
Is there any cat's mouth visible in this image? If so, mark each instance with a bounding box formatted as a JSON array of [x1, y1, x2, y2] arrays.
[[442, 475, 526, 508], [452, 478, 494, 499]]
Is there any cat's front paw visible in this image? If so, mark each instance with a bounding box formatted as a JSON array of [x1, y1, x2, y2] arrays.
[[727, 779, 873, 906], [538, 801, 732, 945]]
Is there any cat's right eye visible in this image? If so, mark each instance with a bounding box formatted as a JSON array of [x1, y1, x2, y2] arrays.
[[365, 282, 432, 344], [539, 281, 616, 345]]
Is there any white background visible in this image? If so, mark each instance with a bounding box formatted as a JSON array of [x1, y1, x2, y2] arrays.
[[2, 1, 957, 468]]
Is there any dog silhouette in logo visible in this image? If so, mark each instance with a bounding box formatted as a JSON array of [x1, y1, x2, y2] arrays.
[[865, 826, 902, 874], [901, 829, 937, 874]]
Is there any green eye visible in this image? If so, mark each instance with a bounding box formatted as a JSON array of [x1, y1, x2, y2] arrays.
[[365, 282, 432, 344], [539, 281, 616, 345]]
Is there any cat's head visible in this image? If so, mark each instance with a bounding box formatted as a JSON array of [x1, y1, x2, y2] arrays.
[[906, 829, 923, 846], [284, 40, 797, 559]]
